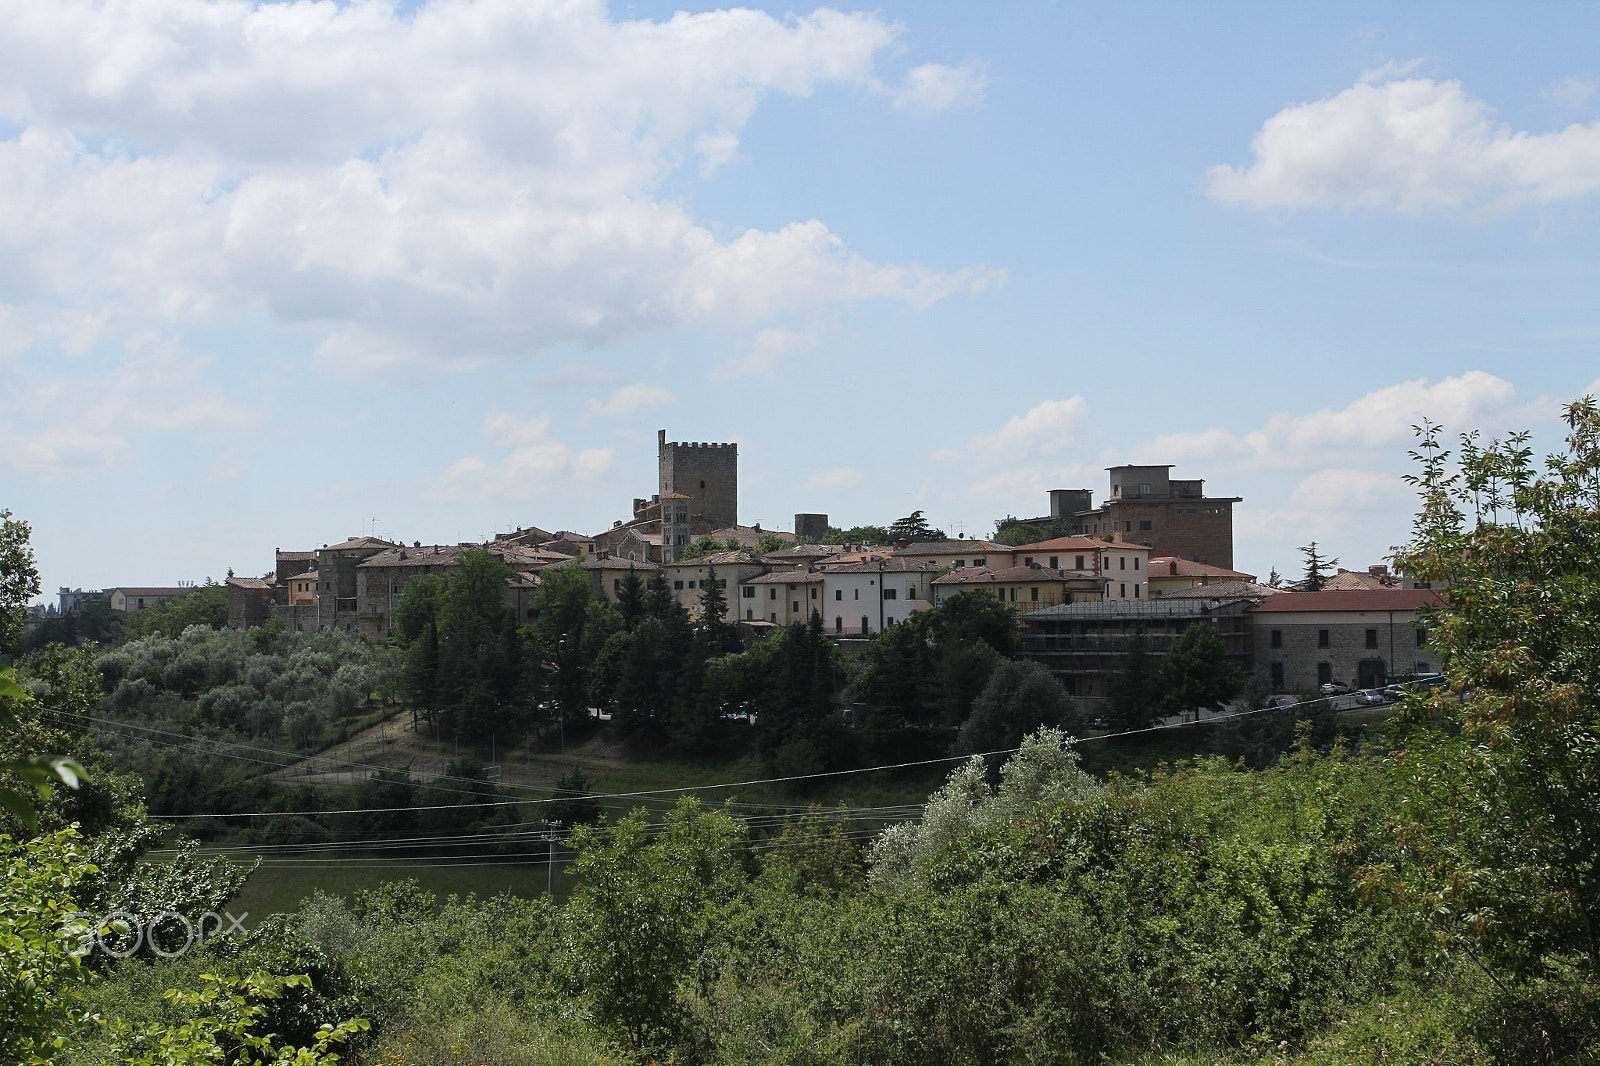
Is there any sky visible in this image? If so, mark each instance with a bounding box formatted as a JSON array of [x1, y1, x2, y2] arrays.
[[5, 0, 1600, 600]]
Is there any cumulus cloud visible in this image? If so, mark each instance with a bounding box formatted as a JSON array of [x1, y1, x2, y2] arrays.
[[893, 62, 987, 112], [1137, 371, 1555, 470], [1544, 75, 1598, 111], [582, 382, 675, 421], [0, 0, 999, 374], [432, 410, 615, 502], [1288, 469, 1412, 509], [933, 397, 1092, 461], [1208, 74, 1600, 212]]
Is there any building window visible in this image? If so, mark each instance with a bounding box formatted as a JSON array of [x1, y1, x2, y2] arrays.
[[613, 579, 622, 591], [835, 589, 842, 600], [883, 588, 897, 600], [1009, 587, 1017, 601], [1139, 482, 1151, 495], [1417, 661, 1433, 674], [1317, 662, 1333, 686], [1075, 555, 1085, 569], [1416, 627, 1429, 646], [854, 589, 859, 600], [1049, 556, 1058, 568], [974, 557, 985, 566], [1030, 587, 1039, 601], [836, 617, 842, 632], [1317, 629, 1330, 648], [1134, 584, 1141, 598], [1270, 662, 1284, 689], [673, 580, 684, 590], [1133, 557, 1140, 570], [811, 588, 818, 599], [1365, 628, 1378, 648], [1270, 629, 1282, 649], [1119, 556, 1126, 570], [746, 609, 753, 620], [792, 601, 799, 613], [1119, 583, 1127, 597], [770, 588, 777, 600], [742, 586, 755, 598], [1138, 520, 1152, 531], [770, 613, 777, 622], [687, 580, 696, 589]]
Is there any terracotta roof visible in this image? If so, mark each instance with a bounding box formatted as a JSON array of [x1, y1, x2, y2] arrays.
[[659, 492, 692, 499], [934, 565, 1094, 585], [666, 550, 759, 567], [1148, 557, 1256, 581], [761, 544, 846, 558], [275, 550, 315, 561], [891, 539, 1008, 555], [1160, 580, 1281, 600], [1010, 536, 1142, 553], [1249, 589, 1445, 613], [226, 577, 272, 590], [579, 557, 661, 571], [321, 536, 398, 552], [1312, 568, 1400, 591], [110, 586, 188, 597], [747, 571, 823, 584], [821, 558, 938, 574]]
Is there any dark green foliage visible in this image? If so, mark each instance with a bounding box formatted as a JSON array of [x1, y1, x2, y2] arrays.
[[547, 766, 600, 826], [1105, 630, 1164, 730], [1389, 400, 1600, 981], [887, 510, 944, 543], [126, 583, 229, 639], [823, 524, 892, 545], [1299, 540, 1339, 591], [952, 659, 1078, 768], [1158, 621, 1244, 715], [1, 508, 40, 657], [756, 616, 850, 775], [615, 567, 646, 630]]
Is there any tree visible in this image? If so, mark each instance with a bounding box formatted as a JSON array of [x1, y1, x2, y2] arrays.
[[824, 524, 892, 546], [547, 766, 600, 826], [126, 583, 228, 638], [953, 659, 1080, 770], [1158, 622, 1243, 716], [1105, 630, 1164, 731], [1298, 541, 1338, 591], [615, 567, 646, 631], [565, 798, 746, 1049], [1387, 401, 1600, 980], [0, 508, 39, 657], [888, 510, 944, 543], [992, 520, 1048, 547], [696, 565, 739, 656], [753, 531, 786, 554], [678, 534, 723, 560]]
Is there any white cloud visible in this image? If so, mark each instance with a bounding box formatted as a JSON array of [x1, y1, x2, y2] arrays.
[[581, 382, 675, 421], [802, 466, 861, 491], [1288, 469, 1412, 509], [1208, 75, 1600, 212], [0, 336, 259, 477], [933, 397, 1091, 461], [432, 410, 615, 502], [711, 327, 817, 382], [893, 62, 987, 112], [1544, 75, 1597, 111], [1137, 371, 1554, 470], [0, 0, 1000, 372]]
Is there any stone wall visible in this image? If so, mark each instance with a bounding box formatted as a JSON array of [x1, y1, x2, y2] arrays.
[[658, 429, 737, 529], [1253, 617, 1433, 693]]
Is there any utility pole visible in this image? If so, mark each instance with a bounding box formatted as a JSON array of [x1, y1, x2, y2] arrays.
[[541, 820, 564, 896]]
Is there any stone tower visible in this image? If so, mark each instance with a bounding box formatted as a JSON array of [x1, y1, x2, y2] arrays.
[[658, 430, 737, 529]]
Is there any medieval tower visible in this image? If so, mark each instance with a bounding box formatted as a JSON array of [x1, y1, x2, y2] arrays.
[[658, 430, 737, 530]]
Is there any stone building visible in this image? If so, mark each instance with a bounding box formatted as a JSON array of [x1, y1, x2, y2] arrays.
[[1249, 588, 1444, 693], [658, 429, 737, 529], [1018, 596, 1261, 700]]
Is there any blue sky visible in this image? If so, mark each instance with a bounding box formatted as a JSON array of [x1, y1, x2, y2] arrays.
[[4, 0, 1599, 599]]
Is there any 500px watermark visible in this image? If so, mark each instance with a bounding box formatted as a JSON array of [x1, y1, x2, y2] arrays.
[[67, 909, 249, 958]]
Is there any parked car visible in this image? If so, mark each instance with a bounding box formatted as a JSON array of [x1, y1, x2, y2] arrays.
[[1268, 696, 1297, 709], [1353, 688, 1386, 706], [1320, 681, 1355, 696], [1381, 684, 1406, 701]]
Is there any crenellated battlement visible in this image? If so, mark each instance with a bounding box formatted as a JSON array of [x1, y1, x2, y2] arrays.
[[658, 429, 738, 528]]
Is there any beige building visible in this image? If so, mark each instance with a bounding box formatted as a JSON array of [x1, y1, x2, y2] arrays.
[[1146, 557, 1256, 598], [933, 565, 1102, 610], [107, 586, 187, 612], [1009, 537, 1151, 600]]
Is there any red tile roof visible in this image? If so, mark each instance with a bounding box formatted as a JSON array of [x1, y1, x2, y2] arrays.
[[1148, 557, 1255, 580], [1249, 589, 1445, 613]]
